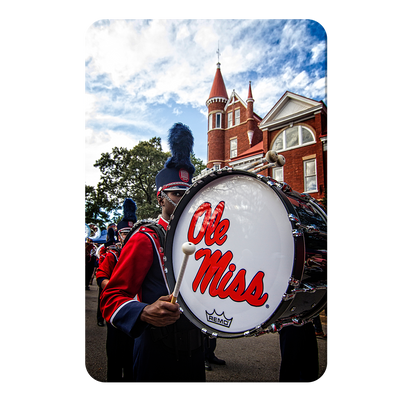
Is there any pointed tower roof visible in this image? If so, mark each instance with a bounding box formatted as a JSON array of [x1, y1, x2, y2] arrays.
[[247, 81, 254, 102], [208, 63, 228, 101]]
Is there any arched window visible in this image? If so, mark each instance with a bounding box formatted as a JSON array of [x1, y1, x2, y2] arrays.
[[272, 126, 315, 152]]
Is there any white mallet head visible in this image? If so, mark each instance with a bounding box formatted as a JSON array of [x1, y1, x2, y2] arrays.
[[266, 150, 278, 163], [182, 242, 196, 255], [276, 154, 286, 166]]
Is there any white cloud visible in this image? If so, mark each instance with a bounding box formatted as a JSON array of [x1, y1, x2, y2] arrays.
[[291, 71, 310, 89], [311, 42, 326, 63], [85, 128, 138, 187], [86, 19, 327, 185], [85, 92, 98, 120], [86, 19, 327, 115]]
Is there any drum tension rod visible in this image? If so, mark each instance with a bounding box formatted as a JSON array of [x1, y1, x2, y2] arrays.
[[283, 282, 327, 301], [289, 213, 321, 234]]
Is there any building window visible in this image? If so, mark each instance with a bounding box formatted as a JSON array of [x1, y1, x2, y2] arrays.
[[227, 112, 232, 128], [273, 167, 283, 182], [208, 114, 212, 131], [304, 159, 317, 192], [230, 138, 237, 159], [286, 126, 299, 148], [272, 126, 315, 152], [235, 109, 240, 125], [216, 113, 221, 128]]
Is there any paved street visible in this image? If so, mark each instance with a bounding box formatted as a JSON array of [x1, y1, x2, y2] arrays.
[[85, 280, 327, 382]]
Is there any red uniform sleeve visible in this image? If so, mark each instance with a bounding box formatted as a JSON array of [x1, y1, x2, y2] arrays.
[[96, 251, 117, 280], [98, 246, 107, 266], [99, 231, 154, 325]]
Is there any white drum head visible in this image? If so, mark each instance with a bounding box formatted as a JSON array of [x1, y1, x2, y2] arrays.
[[167, 172, 296, 337]]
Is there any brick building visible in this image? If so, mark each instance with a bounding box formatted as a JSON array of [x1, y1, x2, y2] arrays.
[[205, 63, 327, 202]]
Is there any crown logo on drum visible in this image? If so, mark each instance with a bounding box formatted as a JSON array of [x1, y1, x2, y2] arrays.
[[206, 309, 233, 328]]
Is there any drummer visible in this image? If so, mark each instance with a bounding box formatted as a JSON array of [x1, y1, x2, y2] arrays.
[[100, 123, 205, 382]]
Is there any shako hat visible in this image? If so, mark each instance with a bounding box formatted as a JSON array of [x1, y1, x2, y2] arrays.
[[104, 227, 117, 248], [117, 198, 137, 232], [156, 123, 195, 195]]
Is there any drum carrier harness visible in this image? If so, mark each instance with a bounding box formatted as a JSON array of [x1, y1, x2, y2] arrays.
[[122, 219, 166, 250], [122, 218, 204, 360]]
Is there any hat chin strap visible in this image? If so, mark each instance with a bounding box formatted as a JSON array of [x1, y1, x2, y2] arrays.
[[161, 191, 177, 207]]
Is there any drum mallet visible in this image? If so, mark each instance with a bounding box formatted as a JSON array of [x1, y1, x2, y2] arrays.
[[241, 150, 278, 171], [250, 154, 286, 173], [171, 242, 196, 304]]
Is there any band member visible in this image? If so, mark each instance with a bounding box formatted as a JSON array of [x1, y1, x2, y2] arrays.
[[100, 123, 205, 382], [97, 202, 138, 290], [96, 199, 137, 382], [98, 223, 117, 266], [279, 322, 319, 382], [85, 238, 97, 291], [96, 228, 119, 290], [94, 227, 117, 326]]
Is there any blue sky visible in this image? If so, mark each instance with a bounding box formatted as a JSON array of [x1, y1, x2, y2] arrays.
[[85, 19, 326, 186]]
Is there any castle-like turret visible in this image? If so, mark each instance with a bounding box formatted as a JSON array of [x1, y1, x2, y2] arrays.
[[206, 63, 228, 169]]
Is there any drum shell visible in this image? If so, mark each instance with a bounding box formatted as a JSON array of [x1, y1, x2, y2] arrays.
[[164, 169, 327, 337], [287, 191, 327, 279], [274, 189, 327, 324]]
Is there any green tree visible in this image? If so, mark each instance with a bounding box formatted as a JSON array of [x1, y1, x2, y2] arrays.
[[86, 137, 207, 223], [191, 153, 207, 177], [93, 137, 168, 220], [85, 184, 112, 229]]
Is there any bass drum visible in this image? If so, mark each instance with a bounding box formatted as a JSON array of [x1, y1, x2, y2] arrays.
[[164, 169, 327, 338]]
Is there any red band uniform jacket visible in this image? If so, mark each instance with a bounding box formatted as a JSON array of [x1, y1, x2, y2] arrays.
[[96, 249, 119, 288], [100, 217, 205, 382]]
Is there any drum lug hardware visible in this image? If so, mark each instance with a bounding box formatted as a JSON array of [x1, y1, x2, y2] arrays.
[[292, 229, 303, 237], [281, 182, 292, 193], [288, 277, 300, 287], [303, 224, 320, 234], [269, 324, 279, 333], [255, 322, 281, 335], [265, 324, 279, 333], [283, 281, 325, 300], [289, 214, 321, 235], [292, 317, 304, 326], [303, 283, 317, 293], [288, 213, 300, 224], [283, 292, 296, 301]]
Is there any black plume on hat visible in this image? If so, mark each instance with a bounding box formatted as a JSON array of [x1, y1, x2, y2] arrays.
[[122, 198, 137, 222], [117, 198, 137, 231], [104, 227, 116, 247], [156, 123, 195, 193], [165, 123, 195, 173]]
